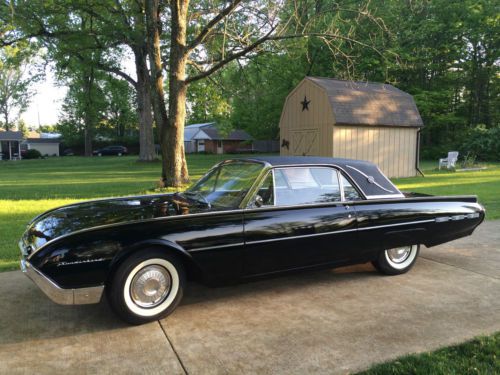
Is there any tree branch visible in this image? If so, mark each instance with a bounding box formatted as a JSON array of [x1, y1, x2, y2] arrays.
[[187, 0, 243, 51], [186, 29, 384, 84], [186, 27, 275, 84]]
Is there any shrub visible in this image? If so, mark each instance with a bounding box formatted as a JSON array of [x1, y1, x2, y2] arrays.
[[460, 125, 500, 161], [23, 149, 42, 159]]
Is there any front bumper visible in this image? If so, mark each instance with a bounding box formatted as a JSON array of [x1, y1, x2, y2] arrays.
[[21, 259, 104, 305]]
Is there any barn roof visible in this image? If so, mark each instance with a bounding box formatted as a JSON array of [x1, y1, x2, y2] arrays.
[[306, 77, 423, 127]]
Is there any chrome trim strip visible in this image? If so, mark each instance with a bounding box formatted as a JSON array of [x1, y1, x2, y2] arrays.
[[27, 208, 248, 260], [189, 242, 246, 253], [21, 260, 104, 305], [245, 219, 435, 246], [365, 194, 406, 199]]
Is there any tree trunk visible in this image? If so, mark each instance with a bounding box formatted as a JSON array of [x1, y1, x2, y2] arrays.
[[146, 0, 189, 187], [166, 0, 189, 186], [83, 66, 94, 157], [134, 46, 156, 161], [3, 111, 10, 131]]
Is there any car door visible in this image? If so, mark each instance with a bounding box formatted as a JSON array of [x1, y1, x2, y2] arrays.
[[242, 166, 358, 276]]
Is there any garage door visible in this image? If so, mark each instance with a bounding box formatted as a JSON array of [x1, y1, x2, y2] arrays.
[[291, 129, 319, 156]]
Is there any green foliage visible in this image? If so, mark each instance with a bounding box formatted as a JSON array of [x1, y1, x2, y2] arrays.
[[23, 149, 42, 159], [358, 332, 500, 375], [460, 125, 500, 161], [0, 44, 40, 130]]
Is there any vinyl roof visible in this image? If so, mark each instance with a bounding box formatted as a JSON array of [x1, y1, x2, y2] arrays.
[[233, 156, 403, 198], [306, 77, 424, 127]]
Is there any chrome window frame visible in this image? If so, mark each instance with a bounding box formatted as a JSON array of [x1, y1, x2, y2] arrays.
[[246, 165, 355, 208]]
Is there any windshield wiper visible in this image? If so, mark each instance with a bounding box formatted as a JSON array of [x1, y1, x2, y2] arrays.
[[181, 191, 211, 208]]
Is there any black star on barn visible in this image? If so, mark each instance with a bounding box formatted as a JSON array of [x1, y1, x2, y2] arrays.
[[301, 96, 310, 111]]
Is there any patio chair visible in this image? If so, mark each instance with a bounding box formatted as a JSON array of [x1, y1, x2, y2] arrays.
[[439, 151, 459, 170]]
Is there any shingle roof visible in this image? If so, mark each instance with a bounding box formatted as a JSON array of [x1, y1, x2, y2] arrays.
[[27, 138, 60, 144], [186, 123, 253, 141], [307, 77, 423, 127], [0, 131, 24, 141]]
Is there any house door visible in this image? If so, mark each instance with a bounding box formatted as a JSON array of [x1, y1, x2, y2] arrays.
[[197, 140, 205, 152], [291, 129, 319, 156], [217, 140, 223, 154]]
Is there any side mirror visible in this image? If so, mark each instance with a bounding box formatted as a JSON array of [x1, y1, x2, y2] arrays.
[[254, 195, 263, 207]]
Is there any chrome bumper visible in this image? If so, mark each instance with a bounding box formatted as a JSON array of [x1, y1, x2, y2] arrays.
[[21, 259, 104, 305]]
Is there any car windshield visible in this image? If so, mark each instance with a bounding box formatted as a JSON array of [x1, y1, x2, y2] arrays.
[[185, 161, 264, 208]]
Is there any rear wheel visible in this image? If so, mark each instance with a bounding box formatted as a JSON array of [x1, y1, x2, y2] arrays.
[[372, 245, 420, 275], [107, 249, 185, 324]]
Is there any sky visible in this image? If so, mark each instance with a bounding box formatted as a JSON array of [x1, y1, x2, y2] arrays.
[[21, 67, 67, 127], [21, 53, 136, 129]]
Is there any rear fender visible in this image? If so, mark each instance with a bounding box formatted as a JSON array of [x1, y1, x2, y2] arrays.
[[382, 228, 427, 249]]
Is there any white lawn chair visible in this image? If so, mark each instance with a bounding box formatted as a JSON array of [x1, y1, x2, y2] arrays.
[[439, 151, 459, 169]]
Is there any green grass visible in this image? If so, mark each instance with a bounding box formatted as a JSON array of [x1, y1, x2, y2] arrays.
[[358, 332, 500, 374], [0, 154, 231, 271], [1, 156, 499, 271], [394, 161, 500, 220]]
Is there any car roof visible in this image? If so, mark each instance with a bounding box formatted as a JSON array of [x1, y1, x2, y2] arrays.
[[231, 156, 403, 199], [238, 156, 371, 169]]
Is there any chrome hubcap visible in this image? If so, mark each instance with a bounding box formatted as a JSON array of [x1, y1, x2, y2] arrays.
[[386, 246, 412, 264], [130, 265, 171, 308]]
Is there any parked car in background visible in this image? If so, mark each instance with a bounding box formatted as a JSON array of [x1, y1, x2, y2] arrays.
[[93, 145, 128, 156], [19, 157, 485, 324], [62, 148, 75, 156]]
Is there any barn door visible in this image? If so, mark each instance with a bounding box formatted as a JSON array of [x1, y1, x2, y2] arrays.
[[291, 129, 319, 156]]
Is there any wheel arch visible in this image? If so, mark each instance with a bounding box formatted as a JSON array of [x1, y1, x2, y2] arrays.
[[107, 239, 202, 286]]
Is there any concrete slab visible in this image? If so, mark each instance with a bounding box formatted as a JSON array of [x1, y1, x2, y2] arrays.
[[0, 271, 185, 375], [421, 220, 500, 279], [162, 259, 500, 374], [1, 220, 498, 374]]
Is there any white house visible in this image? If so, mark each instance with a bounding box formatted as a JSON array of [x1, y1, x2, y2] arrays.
[[184, 123, 253, 154]]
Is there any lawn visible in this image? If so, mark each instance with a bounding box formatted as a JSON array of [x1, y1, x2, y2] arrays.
[[1, 156, 499, 271], [358, 332, 499, 374]]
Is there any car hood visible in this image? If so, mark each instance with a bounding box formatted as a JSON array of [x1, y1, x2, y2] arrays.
[[22, 193, 208, 251]]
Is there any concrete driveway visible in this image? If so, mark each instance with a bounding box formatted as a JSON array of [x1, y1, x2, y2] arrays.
[[1, 221, 499, 375]]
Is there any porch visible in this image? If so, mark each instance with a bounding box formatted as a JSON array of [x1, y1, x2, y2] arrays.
[[0, 131, 23, 160]]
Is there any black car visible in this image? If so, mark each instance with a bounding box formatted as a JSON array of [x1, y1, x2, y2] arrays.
[[93, 145, 128, 156], [19, 157, 485, 324]]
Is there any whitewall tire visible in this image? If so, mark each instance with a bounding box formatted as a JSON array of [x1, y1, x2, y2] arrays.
[[372, 245, 420, 275], [108, 249, 185, 324]]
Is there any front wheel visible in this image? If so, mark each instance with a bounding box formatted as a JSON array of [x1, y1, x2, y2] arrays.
[[372, 245, 420, 275], [107, 250, 185, 324]]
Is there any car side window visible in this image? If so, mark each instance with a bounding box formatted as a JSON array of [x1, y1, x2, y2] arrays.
[[274, 167, 341, 206], [340, 174, 362, 201]]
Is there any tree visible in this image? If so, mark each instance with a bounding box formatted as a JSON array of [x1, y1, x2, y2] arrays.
[[1, 0, 157, 161], [146, 0, 388, 187], [0, 44, 38, 130]]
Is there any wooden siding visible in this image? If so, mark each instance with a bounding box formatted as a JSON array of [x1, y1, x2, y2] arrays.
[[332, 126, 417, 177], [279, 79, 334, 156], [279, 78, 419, 177]]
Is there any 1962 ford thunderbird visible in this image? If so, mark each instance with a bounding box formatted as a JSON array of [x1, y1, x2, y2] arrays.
[[19, 157, 485, 324]]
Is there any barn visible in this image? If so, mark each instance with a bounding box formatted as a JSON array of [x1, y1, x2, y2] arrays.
[[279, 77, 424, 177]]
